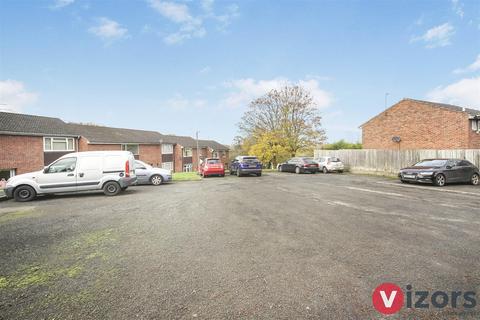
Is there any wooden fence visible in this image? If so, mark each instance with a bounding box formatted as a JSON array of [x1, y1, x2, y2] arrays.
[[314, 149, 480, 175]]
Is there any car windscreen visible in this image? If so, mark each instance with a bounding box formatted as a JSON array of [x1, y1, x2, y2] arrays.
[[207, 159, 221, 164], [414, 160, 448, 167], [330, 157, 341, 162], [302, 158, 317, 164], [242, 157, 258, 162]]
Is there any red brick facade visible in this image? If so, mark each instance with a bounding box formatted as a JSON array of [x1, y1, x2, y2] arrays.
[[138, 144, 162, 167], [361, 99, 479, 150], [0, 135, 44, 174]]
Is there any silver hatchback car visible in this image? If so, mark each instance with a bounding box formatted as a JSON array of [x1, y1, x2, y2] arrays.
[[134, 160, 172, 185]]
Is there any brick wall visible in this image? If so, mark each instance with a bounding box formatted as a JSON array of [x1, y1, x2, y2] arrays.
[[173, 144, 183, 172], [139, 144, 161, 167], [362, 100, 470, 149], [0, 135, 44, 174], [469, 122, 480, 148]]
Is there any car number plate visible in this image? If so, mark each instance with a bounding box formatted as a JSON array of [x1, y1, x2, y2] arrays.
[[403, 174, 415, 179]]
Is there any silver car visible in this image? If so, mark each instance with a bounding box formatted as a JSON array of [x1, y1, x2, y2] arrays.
[[134, 160, 172, 185], [314, 157, 345, 173]]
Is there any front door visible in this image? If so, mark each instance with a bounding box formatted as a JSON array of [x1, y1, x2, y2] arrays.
[[36, 157, 77, 193]]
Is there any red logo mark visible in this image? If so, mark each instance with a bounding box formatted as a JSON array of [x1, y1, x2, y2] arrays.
[[372, 282, 404, 314]]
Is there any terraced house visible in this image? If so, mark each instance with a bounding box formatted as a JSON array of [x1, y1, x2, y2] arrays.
[[0, 111, 229, 179]]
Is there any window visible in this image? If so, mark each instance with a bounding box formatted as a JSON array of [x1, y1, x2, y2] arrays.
[[183, 164, 193, 172], [162, 144, 173, 154], [162, 162, 173, 171], [122, 144, 139, 155], [212, 151, 219, 158], [46, 157, 77, 173], [183, 148, 192, 157], [44, 137, 75, 152], [473, 120, 479, 131]]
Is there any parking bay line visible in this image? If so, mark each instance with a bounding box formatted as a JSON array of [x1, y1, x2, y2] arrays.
[[376, 181, 480, 197], [345, 186, 408, 198]]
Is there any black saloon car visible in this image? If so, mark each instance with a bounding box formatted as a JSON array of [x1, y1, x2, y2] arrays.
[[398, 159, 480, 187], [278, 157, 319, 174]]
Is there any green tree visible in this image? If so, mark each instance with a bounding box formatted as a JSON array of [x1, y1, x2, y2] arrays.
[[237, 85, 326, 165], [322, 139, 362, 150]]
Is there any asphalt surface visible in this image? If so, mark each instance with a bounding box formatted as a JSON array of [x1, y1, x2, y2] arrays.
[[0, 172, 479, 319]]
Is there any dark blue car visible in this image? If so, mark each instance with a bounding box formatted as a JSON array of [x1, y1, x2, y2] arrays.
[[230, 156, 262, 177]]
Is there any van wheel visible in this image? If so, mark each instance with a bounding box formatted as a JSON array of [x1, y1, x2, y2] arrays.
[[103, 181, 121, 196], [14, 185, 36, 202], [150, 174, 163, 186]]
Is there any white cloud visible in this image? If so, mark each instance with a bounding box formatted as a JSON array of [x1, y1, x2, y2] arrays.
[[453, 54, 480, 74], [222, 77, 333, 109], [88, 17, 128, 43], [199, 66, 211, 74], [164, 94, 206, 109], [147, 0, 238, 44], [451, 0, 464, 18], [411, 23, 455, 48], [51, 0, 74, 9], [0, 80, 38, 113], [426, 76, 480, 107]]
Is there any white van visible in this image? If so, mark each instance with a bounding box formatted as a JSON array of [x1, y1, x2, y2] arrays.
[[5, 151, 137, 202]]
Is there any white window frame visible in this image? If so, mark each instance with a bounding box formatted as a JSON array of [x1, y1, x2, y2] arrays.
[[43, 137, 75, 152], [183, 148, 192, 157], [473, 119, 479, 131], [183, 163, 193, 172], [162, 162, 173, 171], [162, 144, 173, 154], [121, 144, 139, 155]]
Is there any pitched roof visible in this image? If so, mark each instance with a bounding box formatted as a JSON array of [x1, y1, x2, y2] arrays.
[[66, 123, 163, 144], [0, 111, 76, 137], [360, 98, 480, 127], [404, 98, 480, 117], [160, 134, 198, 148], [198, 139, 229, 150]]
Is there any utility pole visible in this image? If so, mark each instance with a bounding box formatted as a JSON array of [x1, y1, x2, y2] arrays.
[[384, 92, 390, 110], [196, 131, 200, 173]]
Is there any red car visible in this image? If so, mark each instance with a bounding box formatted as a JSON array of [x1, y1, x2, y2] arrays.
[[200, 158, 225, 177]]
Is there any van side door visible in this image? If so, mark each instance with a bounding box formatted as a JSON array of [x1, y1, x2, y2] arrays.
[[76, 154, 103, 191], [36, 157, 78, 193]]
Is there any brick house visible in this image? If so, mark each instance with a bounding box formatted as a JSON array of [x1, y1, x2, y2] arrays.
[[0, 112, 79, 180], [67, 123, 164, 167], [0, 111, 230, 178], [361, 99, 480, 150]]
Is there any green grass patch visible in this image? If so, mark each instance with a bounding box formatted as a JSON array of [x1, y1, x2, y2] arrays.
[[0, 207, 36, 224], [173, 172, 201, 181]]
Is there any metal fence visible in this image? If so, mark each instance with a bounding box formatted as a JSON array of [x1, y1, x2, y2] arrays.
[[314, 149, 480, 175]]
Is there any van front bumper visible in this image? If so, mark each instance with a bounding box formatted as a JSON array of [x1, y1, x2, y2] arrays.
[[4, 187, 14, 198]]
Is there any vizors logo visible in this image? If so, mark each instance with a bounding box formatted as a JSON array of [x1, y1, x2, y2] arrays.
[[372, 283, 477, 315]]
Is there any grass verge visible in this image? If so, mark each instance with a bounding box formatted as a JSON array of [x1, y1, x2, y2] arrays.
[[173, 172, 201, 181]]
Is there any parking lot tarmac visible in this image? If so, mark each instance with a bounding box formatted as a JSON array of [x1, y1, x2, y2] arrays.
[[1, 172, 479, 319]]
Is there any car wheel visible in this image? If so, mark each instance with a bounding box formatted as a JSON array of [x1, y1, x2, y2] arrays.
[[13, 185, 36, 202], [400, 179, 410, 184], [150, 174, 163, 186], [295, 167, 301, 174], [103, 181, 121, 196], [471, 173, 480, 186], [434, 174, 446, 187], [278, 165, 283, 172], [322, 167, 328, 174], [257, 172, 262, 177], [236, 169, 242, 177], [230, 169, 234, 175], [338, 170, 344, 173]]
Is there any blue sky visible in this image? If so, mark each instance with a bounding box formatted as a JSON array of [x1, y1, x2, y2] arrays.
[[1, 0, 479, 144]]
